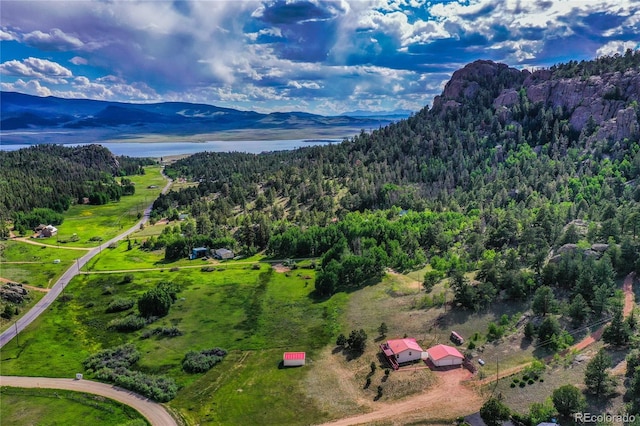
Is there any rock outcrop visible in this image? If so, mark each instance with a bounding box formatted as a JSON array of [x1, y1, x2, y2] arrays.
[[432, 58, 640, 143]]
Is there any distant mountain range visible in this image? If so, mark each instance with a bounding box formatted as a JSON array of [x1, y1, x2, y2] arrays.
[[339, 109, 414, 120], [0, 92, 397, 144]]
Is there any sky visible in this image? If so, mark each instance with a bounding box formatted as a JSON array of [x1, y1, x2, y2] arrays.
[[1, 1, 639, 115]]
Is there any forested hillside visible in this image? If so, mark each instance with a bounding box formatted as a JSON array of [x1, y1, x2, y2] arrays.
[[0, 144, 153, 225], [155, 51, 640, 301]]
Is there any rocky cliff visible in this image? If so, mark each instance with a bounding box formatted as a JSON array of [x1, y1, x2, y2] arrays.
[[432, 56, 640, 143]]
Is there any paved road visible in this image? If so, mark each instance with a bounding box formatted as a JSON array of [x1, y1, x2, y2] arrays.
[[0, 376, 178, 426], [0, 176, 172, 349]]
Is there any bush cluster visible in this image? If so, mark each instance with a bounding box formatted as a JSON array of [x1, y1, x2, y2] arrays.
[[83, 343, 140, 371], [105, 297, 136, 313], [182, 347, 228, 373], [137, 282, 178, 319], [95, 367, 177, 402], [107, 315, 146, 332], [84, 344, 177, 402], [140, 327, 183, 339]]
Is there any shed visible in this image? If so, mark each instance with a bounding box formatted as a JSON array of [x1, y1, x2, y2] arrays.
[[283, 352, 305, 367], [450, 331, 464, 345], [213, 248, 234, 260], [427, 344, 464, 367], [190, 247, 208, 260]]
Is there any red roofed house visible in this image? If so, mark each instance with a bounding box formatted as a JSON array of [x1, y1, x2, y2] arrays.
[[427, 344, 464, 367], [283, 352, 306, 367], [380, 338, 425, 370]]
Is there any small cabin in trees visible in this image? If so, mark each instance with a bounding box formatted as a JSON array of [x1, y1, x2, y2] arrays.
[[213, 248, 234, 260], [190, 247, 208, 260]]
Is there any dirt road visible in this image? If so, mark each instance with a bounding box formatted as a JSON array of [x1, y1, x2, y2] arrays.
[[318, 368, 480, 426], [0, 376, 178, 426], [0, 175, 173, 349], [9, 237, 92, 250]]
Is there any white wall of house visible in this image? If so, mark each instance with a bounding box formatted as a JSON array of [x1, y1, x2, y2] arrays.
[[396, 349, 422, 364]]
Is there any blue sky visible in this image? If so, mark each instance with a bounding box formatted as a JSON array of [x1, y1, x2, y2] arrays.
[[1, 0, 639, 115]]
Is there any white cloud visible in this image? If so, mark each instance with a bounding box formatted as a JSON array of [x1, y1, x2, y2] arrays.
[[23, 28, 84, 51], [597, 40, 640, 57], [0, 57, 73, 84], [70, 56, 88, 65], [0, 29, 16, 41], [0, 79, 52, 97], [287, 80, 322, 89]]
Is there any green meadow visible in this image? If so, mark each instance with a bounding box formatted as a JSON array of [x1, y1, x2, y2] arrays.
[[0, 387, 148, 426], [53, 166, 166, 248], [0, 263, 345, 425], [0, 240, 83, 287]]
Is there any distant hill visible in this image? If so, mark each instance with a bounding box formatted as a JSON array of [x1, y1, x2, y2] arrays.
[[0, 92, 387, 143], [340, 109, 413, 120]]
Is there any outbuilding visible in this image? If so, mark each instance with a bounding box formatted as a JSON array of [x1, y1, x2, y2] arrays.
[[190, 247, 208, 260], [283, 352, 305, 367], [427, 344, 464, 367], [213, 248, 234, 260]]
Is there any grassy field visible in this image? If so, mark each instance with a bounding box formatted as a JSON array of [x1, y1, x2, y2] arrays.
[[53, 166, 166, 248], [0, 290, 45, 333], [0, 386, 148, 426], [0, 240, 83, 287], [0, 262, 347, 424]]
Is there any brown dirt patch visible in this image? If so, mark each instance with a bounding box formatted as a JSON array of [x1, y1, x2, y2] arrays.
[[318, 367, 480, 426], [271, 263, 291, 273]]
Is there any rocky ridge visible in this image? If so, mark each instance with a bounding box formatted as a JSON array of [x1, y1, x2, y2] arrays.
[[433, 57, 640, 143]]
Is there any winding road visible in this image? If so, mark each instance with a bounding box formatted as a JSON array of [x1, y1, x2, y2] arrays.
[[0, 376, 178, 426], [0, 175, 171, 349]]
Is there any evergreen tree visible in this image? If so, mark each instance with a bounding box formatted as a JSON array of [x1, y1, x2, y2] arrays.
[[584, 349, 613, 396]]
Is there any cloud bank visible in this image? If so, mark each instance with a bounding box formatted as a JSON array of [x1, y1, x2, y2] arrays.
[[1, 0, 638, 114]]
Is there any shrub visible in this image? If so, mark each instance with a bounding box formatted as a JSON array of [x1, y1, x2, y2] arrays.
[[83, 344, 140, 371], [528, 379, 535, 385], [106, 297, 136, 313], [182, 347, 227, 373], [94, 367, 177, 402], [519, 381, 526, 388], [107, 315, 146, 332], [138, 286, 173, 318], [122, 274, 134, 284], [58, 294, 74, 303], [510, 382, 516, 388], [140, 327, 183, 339]]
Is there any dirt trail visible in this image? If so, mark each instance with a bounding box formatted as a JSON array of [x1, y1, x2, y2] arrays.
[[0, 376, 178, 426], [318, 368, 480, 426], [9, 237, 92, 251], [623, 272, 635, 317], [478, 272, 635, 386]]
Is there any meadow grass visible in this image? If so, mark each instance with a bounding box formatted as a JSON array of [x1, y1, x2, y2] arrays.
[[0, 263, 347, 425], [0, 240, 81, 286], [0, 387, 148, 426], [53, 166, 166, 248]]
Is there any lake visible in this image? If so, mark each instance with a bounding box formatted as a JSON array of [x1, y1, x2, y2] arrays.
[[0, 139, 342, 157]]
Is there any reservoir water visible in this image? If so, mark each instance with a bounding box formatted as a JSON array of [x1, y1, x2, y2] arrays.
[[0, 139, 341, 157]]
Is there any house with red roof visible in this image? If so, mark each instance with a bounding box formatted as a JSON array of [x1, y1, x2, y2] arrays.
[[283, 352, 305, 367], [427, 344, 464, 367], [380, 338, 425, 369]]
